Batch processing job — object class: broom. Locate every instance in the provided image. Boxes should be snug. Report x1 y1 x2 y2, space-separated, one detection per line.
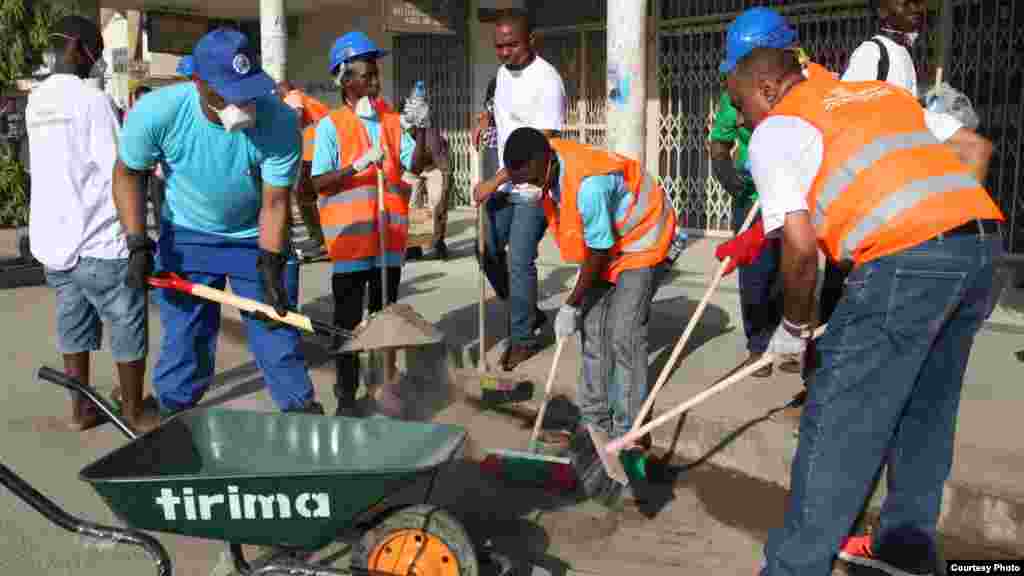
480 337 576 492
602 324 828 458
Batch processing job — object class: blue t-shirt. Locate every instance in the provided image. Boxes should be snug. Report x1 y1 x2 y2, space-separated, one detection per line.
119 83 300 239
311 110 417 273
551 154 633 251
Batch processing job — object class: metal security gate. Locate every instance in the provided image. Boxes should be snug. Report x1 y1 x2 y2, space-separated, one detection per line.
393 34 473 206
657 0 874 234
945 0 1023 254
536 27 608 147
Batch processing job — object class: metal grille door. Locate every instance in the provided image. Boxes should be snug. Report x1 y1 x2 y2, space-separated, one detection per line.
537 29 608 147
657 1 873 233
393 34 473 206
946 0 1023 254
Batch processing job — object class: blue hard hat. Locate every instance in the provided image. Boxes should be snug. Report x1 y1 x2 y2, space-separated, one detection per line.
328 31 389 75
720 8 798 74
176 55 194 77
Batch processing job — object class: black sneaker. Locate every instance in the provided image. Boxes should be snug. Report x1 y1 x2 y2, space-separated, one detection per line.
433 240 448 261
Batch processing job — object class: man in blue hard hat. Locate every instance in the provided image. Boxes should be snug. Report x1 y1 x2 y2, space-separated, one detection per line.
710 7 806 378
111 27 324 416
311 30 430 417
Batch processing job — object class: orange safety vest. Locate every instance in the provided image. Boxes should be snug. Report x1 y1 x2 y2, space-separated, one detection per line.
285 89 330 129
318 99 411 265
543 139 677 282
768 62 1004 267
302 124 316 163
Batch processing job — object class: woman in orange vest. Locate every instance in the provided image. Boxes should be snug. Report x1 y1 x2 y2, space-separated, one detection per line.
490 127 683 501
310 31 429 417
720 37 1003 575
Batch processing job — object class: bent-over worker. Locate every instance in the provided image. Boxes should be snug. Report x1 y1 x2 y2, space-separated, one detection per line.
113 28 324 416
721 39 1002 575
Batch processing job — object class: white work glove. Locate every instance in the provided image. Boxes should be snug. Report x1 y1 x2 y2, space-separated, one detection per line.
353 145 384 172
767 318 810 359
555 304 580 339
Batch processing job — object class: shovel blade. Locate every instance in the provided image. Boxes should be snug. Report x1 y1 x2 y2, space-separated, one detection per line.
338 303 444 352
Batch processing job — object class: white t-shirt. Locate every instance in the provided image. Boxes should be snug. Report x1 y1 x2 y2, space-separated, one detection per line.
26 74 127 271
842 35 918 97
750 109 966 237
494 55 566 202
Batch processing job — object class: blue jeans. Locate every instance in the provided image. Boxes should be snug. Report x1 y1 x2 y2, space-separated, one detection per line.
484 194 548 346
44 257 147 363
578 263 668 439
153 226 314 413
761 230 1003 575
733 197 782 354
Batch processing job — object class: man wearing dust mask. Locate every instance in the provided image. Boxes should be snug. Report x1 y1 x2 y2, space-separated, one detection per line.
112 28 325 416
311 31 430 417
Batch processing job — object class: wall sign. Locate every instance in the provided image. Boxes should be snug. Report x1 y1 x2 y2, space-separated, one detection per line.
383 0 456 35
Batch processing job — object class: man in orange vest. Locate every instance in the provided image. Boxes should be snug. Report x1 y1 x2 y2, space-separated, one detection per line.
277 80 331 256
720 36 1003 575
493 127 682 501
311 31 430 417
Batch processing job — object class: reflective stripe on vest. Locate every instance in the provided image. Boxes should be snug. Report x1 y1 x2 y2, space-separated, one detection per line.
321 103 411 263
766 63 1004 266
546 139 675 281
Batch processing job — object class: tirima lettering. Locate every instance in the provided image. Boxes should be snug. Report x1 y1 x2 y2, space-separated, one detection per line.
155 486 330 520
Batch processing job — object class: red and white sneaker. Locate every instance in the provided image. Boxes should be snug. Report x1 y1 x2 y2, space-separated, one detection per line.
838 535 934 576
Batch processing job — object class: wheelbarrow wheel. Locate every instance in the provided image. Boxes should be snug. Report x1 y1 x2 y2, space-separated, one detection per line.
352 504 479 576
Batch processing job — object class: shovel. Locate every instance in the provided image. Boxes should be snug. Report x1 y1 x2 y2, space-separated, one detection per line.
332 167 445 353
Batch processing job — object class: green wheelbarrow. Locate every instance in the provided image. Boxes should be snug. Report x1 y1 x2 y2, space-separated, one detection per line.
0 366 510 576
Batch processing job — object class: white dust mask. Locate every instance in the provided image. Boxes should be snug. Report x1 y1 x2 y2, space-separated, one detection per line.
354 95 376 119
211 103 255 132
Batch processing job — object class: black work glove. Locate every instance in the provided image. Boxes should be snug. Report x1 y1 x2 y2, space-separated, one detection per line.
255 249 290 329
125 234 155 290
712 157 748 199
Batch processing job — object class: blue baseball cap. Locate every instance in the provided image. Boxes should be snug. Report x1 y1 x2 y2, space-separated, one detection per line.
193 28 274 105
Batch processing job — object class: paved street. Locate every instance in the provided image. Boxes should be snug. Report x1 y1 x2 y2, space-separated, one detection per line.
0 215 1021 575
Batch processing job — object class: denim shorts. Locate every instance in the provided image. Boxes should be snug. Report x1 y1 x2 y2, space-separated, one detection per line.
45 257 147 363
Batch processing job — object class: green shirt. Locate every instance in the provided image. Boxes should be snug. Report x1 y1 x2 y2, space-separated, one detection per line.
709 90 757 200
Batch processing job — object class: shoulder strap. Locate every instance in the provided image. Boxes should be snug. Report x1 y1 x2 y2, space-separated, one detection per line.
870 37 890 81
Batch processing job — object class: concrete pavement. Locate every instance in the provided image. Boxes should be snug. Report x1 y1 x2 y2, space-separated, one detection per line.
0 209 1021 575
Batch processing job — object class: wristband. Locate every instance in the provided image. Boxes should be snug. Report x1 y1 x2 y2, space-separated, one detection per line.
782 317 811 338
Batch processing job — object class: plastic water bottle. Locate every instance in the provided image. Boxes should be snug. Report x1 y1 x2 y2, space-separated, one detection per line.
667 228 689 264
406 80 427 128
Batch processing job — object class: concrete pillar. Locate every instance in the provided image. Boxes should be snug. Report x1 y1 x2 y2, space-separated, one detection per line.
259 0 288 82
606 0 647 163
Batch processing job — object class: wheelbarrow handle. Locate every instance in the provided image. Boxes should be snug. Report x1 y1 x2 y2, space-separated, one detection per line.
148 272 353 341
36 366 138 440
0 461 172 575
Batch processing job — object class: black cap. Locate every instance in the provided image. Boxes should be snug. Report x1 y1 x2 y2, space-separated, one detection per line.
52 15 103 59
503 127 550 171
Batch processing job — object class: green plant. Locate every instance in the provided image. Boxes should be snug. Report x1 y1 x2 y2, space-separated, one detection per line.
0 145 28 226
0 0 70 88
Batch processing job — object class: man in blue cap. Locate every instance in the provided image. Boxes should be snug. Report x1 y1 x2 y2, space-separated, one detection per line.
710 7 806 379
311 30 430 416
111 27 324 416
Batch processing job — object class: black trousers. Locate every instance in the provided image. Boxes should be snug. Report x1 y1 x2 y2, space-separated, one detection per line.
332 267 402 406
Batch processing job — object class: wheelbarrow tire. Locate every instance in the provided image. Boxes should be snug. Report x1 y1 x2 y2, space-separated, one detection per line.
352 504 478 576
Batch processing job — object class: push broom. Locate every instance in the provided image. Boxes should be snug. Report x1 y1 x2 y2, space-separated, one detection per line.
480 335 576 492
602 324 828 459
614 200 763 483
